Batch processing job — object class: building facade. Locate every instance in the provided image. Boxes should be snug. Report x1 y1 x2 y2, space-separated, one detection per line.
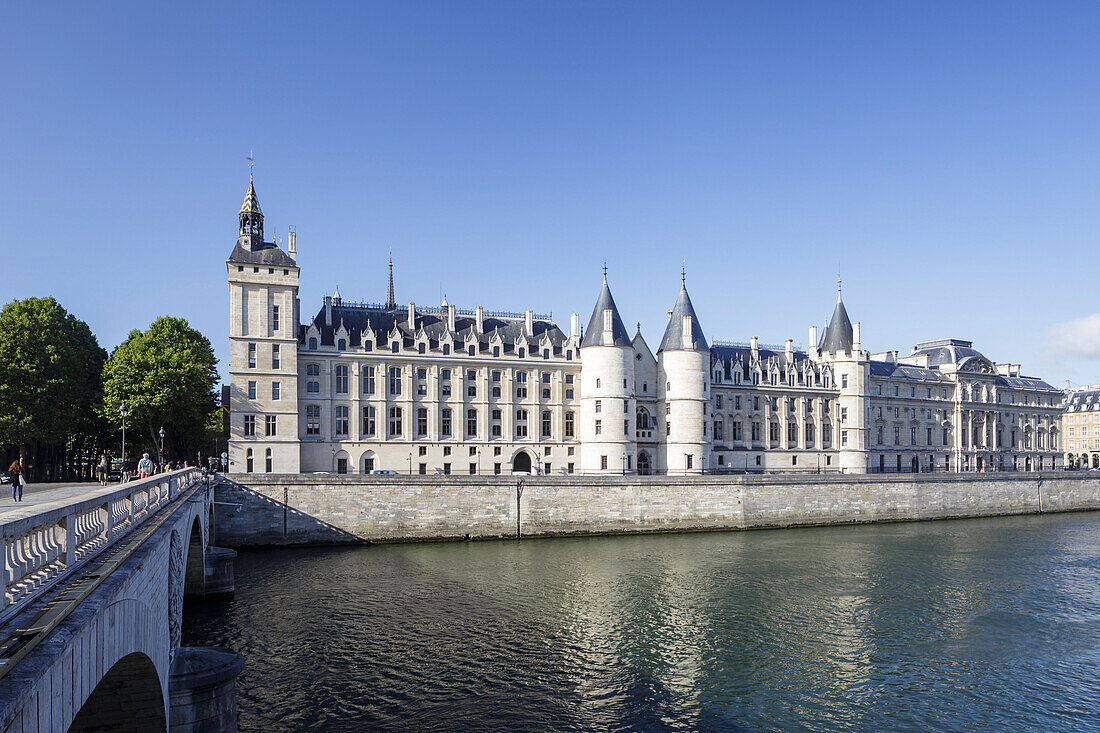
227 179 1063 475
1062 387 1100 469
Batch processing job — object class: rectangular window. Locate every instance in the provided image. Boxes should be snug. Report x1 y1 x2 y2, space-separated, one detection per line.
335 365 349 394
248 343 256 368
492 409 502 437
595 419 602 435
272 381 280 400
542 410 552 438
363 406 376 437
363 366 375 395
265 415 276 436
335 406 348 436
516 409 528 438
842 374 848 388
467 408 478 437
389 407 402 437
243 414 255 436
389 367 402 395
272 344 280 369
686 454 693 470
307 405 321 436
601 455 608 470
442 408 452 438
272 305 280 333
248 381 256 399
595 400 602 414
417 368 428 396
417 408 428 437
564 411 575 438
467 369 477 397
841 429 848 446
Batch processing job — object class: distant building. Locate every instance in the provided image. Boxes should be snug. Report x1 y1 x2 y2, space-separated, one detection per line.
226 176 1063 475
1061 386 1100 469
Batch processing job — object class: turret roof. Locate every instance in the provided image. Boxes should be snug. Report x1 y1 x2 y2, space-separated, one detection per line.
580 279 632 348
819 295 853 354
658 285 708 352
239 179 262 216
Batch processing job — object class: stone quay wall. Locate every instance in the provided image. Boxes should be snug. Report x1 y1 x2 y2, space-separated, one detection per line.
213 472 1100 547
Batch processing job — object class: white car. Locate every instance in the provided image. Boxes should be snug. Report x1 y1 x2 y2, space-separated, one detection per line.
370 469 400 475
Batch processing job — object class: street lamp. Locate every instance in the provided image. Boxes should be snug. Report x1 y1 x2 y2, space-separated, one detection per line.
119 401 129 476
159 426 166 468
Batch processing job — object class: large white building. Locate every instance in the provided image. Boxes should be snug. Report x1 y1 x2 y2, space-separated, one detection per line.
227 178 1064 475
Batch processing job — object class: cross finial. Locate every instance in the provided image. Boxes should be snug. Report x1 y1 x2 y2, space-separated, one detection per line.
602 261 608 282
681 260 686 286
247 148 254 182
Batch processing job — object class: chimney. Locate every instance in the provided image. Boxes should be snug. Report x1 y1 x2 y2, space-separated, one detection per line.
682 315 693 344
785 339 793 358
288 230 296 261
570 312 580 338
750 336 759 355
853 322 861 353
447 304 456 332
809 325 817 351
325 296 332 327
475 306 484 333
407 302 416 331
525 309 534 338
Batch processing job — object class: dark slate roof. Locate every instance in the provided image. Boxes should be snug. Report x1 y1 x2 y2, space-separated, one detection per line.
301 302 568 352
995 375 1057 391
711 344 809 371
240 180 262 215
1066 389 1100 411
659 286 709 352
819 297 853 354
580 280 632 348
909 339 986 368
227 242 298 267
869 361 953 383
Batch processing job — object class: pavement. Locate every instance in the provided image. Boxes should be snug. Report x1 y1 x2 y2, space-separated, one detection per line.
0 481 128 515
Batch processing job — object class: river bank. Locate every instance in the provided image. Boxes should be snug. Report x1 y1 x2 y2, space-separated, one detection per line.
213 472 1100 547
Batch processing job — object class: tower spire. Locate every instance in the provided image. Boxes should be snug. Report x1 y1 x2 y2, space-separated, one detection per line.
385 251 396 310
681 259 686 287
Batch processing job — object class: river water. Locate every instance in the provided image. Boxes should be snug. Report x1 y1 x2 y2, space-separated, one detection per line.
183 512 1100 732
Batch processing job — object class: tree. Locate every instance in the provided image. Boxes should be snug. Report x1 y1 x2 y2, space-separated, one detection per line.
0 297 106 473
102 317 219 462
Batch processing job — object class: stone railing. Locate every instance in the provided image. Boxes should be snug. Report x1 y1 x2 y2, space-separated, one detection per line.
0 469 200 623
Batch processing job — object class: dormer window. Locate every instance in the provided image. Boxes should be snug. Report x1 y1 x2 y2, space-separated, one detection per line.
543 349 549 359
309 337 318 350
443 344 450 355
518 348 525 358
468 345 476 356
364 341 373 352
418 343 426 354
493 346 500 357
391 342 399 353
338 339 347 351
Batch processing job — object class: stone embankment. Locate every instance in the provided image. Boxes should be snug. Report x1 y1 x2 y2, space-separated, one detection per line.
213 473 1100 546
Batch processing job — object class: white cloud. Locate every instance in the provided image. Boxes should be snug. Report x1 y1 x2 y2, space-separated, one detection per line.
1046 313 1100 358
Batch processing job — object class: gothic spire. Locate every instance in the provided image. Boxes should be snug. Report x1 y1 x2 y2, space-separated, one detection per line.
385 252 396 310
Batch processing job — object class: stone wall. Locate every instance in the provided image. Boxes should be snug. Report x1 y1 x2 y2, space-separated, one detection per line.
214 472 1100 547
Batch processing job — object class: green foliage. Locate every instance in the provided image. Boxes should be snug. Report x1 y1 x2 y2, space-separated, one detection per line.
0 297 106 451
102 316 219 457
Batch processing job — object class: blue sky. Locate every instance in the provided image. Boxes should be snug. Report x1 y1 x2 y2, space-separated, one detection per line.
3 2 1100 387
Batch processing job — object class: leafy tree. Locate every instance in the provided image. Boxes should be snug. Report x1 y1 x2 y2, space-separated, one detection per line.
0 297 106 470
102 316 219 462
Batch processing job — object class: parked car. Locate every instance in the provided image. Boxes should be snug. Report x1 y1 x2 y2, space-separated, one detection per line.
0 475 9 485
370 469 400 475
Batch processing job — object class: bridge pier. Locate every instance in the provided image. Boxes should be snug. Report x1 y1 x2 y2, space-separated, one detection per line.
202 547 237 597
168 647 244 733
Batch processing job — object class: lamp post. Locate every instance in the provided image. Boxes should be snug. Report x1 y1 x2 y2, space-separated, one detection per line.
408 453 413 475
119 401 129 478
159 426 166 469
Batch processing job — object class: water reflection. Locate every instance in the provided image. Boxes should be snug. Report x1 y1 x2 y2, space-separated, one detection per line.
184 513 1100 732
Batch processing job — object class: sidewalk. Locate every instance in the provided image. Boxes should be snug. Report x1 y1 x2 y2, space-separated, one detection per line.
0 481 121 515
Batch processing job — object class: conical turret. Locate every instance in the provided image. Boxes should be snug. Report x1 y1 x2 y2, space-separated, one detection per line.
819 281 853 354
658 284 708 352
581 275 631 347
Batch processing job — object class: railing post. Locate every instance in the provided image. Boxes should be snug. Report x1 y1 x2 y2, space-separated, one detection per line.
0 534 8 611
63 512 76 567
102 501 113 542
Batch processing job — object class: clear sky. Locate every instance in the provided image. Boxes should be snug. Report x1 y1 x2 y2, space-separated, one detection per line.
3 2 1100 387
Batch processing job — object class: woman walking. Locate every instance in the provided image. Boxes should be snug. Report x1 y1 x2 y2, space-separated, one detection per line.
97 454 110 486
8 459 23 502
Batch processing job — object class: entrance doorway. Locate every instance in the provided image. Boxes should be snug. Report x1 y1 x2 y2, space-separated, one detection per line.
512 451 532 474
911 456 920 473
637 451 651 475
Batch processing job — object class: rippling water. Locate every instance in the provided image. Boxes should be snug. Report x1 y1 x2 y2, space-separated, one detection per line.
183 513 1100 732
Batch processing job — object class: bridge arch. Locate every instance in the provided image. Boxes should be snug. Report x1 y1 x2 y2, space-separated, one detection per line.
69 651 166 732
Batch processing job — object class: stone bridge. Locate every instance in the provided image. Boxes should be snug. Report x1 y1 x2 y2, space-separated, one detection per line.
0 470 242 732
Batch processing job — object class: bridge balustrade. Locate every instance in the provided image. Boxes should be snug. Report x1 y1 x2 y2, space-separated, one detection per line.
0 469 200 624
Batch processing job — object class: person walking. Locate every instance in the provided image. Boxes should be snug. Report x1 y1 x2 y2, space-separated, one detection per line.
138 453 155 479
97 454 110 486
8 459 23 502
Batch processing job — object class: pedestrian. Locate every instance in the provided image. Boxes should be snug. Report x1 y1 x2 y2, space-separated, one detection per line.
97 453 110 486
138 452 155 479
8 459 23 502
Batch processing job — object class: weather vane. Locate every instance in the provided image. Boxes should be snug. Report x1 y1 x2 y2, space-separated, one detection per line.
681 259 686 286
247 148 254 181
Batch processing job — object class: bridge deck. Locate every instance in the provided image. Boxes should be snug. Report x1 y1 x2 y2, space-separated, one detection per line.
0 482 136 516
